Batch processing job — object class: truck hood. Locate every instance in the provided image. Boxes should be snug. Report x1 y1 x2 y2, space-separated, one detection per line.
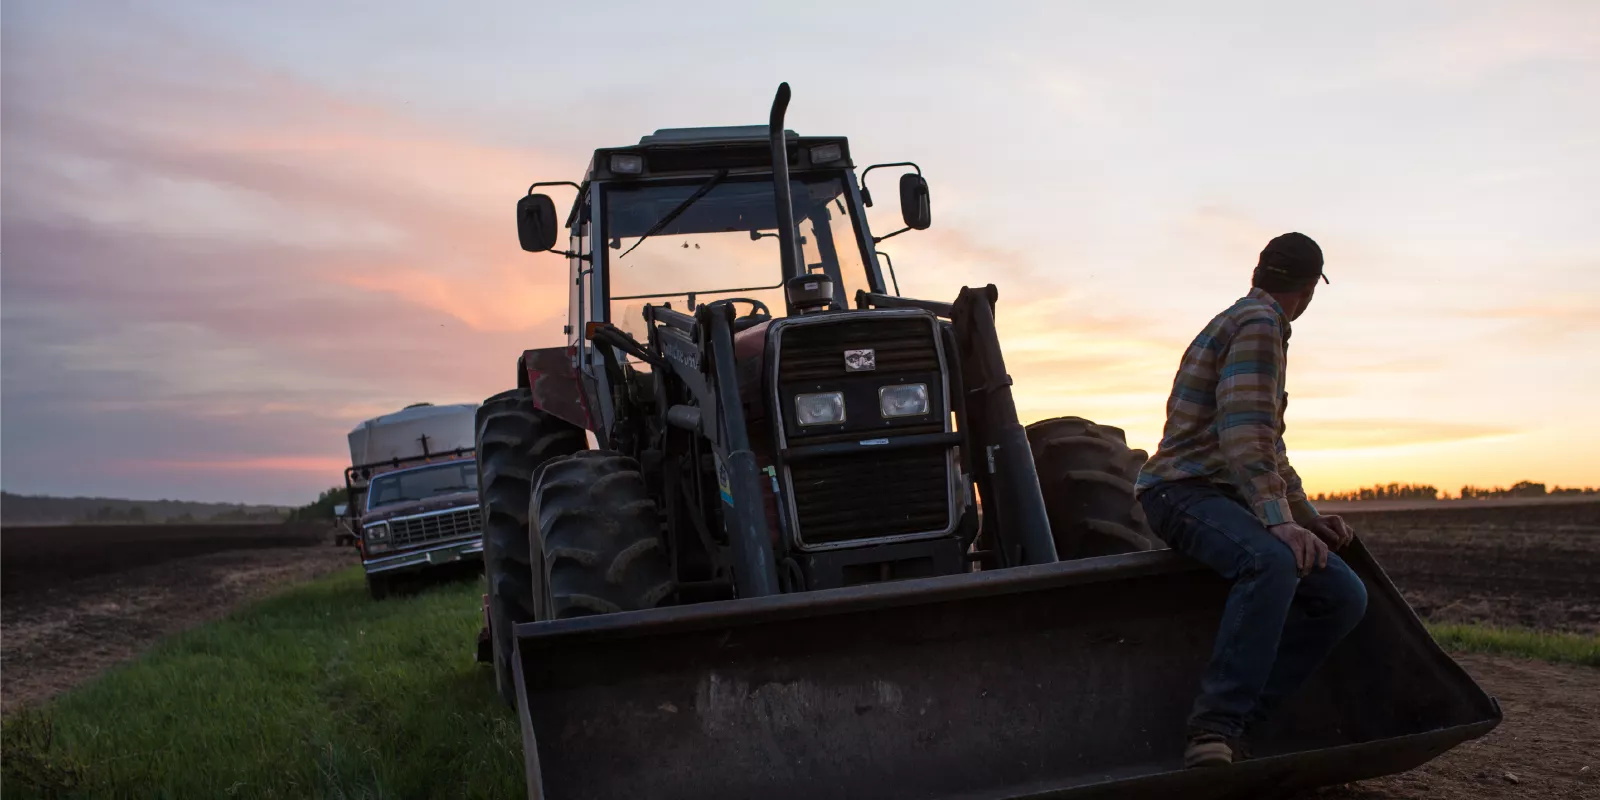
361 492 478 525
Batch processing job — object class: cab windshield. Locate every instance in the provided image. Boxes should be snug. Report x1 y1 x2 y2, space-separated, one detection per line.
366 461 478 511
602 175 871 341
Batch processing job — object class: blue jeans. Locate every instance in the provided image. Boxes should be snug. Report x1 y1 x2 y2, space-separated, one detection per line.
1140 479 1368 739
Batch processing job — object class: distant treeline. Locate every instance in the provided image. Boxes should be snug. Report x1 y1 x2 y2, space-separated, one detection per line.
1458 481 1597 499
0 492 290 526
1313 481 1598 503
1313 483 1441 502
287 486 349 522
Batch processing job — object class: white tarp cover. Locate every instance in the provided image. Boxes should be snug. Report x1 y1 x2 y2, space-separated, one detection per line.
347 403 477 468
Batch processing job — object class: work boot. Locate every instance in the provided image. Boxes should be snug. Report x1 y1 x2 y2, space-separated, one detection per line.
1184 728 1249 768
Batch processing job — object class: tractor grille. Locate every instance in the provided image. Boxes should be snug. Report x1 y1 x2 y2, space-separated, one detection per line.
390 507 481 548
777 317 941 382
789 447 952 546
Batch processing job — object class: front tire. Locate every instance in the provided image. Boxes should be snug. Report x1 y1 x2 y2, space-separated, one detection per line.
1026 416 1160 559
532 451 675 619
476 388 586 706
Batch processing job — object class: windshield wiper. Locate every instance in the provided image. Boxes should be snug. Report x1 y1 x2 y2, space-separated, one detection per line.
617 169 728 260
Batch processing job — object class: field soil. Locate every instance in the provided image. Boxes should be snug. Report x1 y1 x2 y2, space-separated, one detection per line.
1346 500 1599 634
1 523 354 712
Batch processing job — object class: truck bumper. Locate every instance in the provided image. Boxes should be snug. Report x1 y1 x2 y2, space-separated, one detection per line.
362 536 483 576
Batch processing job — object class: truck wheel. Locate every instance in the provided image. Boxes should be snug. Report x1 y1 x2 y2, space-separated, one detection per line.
366 572 391 600
1026 416 1160 559
477 388 587 706
532 451 675 620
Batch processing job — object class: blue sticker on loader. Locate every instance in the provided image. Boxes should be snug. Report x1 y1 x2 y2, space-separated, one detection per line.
716 456 733 506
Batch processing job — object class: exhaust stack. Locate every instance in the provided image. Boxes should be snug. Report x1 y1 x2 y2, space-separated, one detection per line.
769 83 804 288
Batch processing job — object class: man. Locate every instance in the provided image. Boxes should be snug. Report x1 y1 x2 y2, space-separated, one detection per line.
1136 232 1368 768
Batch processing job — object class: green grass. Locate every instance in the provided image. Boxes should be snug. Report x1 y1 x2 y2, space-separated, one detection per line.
1427 622 1600 667
2 567 522 800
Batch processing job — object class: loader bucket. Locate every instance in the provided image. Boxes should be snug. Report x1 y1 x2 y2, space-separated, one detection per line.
510 540 1501 800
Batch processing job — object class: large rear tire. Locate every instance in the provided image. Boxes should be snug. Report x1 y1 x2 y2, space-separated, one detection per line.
532 451 675 620
477 388 586 706
1026 416 1160 559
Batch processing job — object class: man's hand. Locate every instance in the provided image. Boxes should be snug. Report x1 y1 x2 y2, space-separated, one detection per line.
1268 522 1329 576
1305 515 1355 550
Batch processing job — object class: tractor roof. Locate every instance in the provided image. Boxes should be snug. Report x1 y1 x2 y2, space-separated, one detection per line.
579 128 851 186
638 126 798 146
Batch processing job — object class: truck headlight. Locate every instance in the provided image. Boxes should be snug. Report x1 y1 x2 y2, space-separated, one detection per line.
795 391 846 426
364 523 390 548
879 383 930 418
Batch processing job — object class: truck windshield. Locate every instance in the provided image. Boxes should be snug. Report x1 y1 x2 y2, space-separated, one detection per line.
366 461 478 511
603 174 871 341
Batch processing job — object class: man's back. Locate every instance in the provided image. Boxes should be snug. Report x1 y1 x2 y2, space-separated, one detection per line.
1137 287 1314 527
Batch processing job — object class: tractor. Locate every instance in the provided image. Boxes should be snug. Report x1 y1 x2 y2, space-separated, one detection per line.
473 84 1499 800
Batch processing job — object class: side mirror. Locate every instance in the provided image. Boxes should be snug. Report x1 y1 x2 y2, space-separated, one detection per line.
517 194 560 252
899 173 931 230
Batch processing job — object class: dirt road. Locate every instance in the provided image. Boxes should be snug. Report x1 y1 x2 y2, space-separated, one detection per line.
1308 654 1598 800
1 526 354 711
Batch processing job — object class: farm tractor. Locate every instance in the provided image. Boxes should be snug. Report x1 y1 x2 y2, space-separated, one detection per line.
474 84 1500 800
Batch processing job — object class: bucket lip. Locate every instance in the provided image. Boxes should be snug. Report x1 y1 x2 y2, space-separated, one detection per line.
513 549 1198 645
942 716 1503 800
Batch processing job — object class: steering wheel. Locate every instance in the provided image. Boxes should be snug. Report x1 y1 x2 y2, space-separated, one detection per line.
719 297 772 332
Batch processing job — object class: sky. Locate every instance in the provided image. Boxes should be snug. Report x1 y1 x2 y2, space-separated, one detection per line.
2 1 1597 505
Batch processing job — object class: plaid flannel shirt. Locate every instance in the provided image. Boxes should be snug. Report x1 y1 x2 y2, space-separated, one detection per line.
1136 288 1319 527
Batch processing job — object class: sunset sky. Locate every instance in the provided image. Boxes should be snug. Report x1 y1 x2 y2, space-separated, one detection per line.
3 1 1596 505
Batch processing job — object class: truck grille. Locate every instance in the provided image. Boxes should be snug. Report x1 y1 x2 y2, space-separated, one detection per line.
390 507 481 548
789 447 952 546
778 317 941 382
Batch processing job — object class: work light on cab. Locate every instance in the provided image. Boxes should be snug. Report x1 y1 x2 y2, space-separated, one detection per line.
609 154 644 174
809 143 843 164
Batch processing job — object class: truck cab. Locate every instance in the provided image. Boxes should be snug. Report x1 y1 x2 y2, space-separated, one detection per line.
344 403 483 599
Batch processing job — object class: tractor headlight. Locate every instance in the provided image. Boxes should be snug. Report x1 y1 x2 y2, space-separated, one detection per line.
364 522 390 548
879 383 930 418
795 391 846 426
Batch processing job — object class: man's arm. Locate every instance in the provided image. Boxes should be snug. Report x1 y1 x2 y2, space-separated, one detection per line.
1215 313 1296 526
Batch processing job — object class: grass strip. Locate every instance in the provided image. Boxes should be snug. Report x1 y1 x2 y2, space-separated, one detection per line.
3 567 521 799
1428 622 1600 668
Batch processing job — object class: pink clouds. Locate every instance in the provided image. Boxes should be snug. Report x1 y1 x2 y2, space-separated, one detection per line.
1 7 582 503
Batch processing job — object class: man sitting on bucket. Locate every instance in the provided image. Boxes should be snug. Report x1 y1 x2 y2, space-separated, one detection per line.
1136 232 1367 768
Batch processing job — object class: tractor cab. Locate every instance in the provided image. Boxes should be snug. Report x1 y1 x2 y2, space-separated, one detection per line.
519 126 927 341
